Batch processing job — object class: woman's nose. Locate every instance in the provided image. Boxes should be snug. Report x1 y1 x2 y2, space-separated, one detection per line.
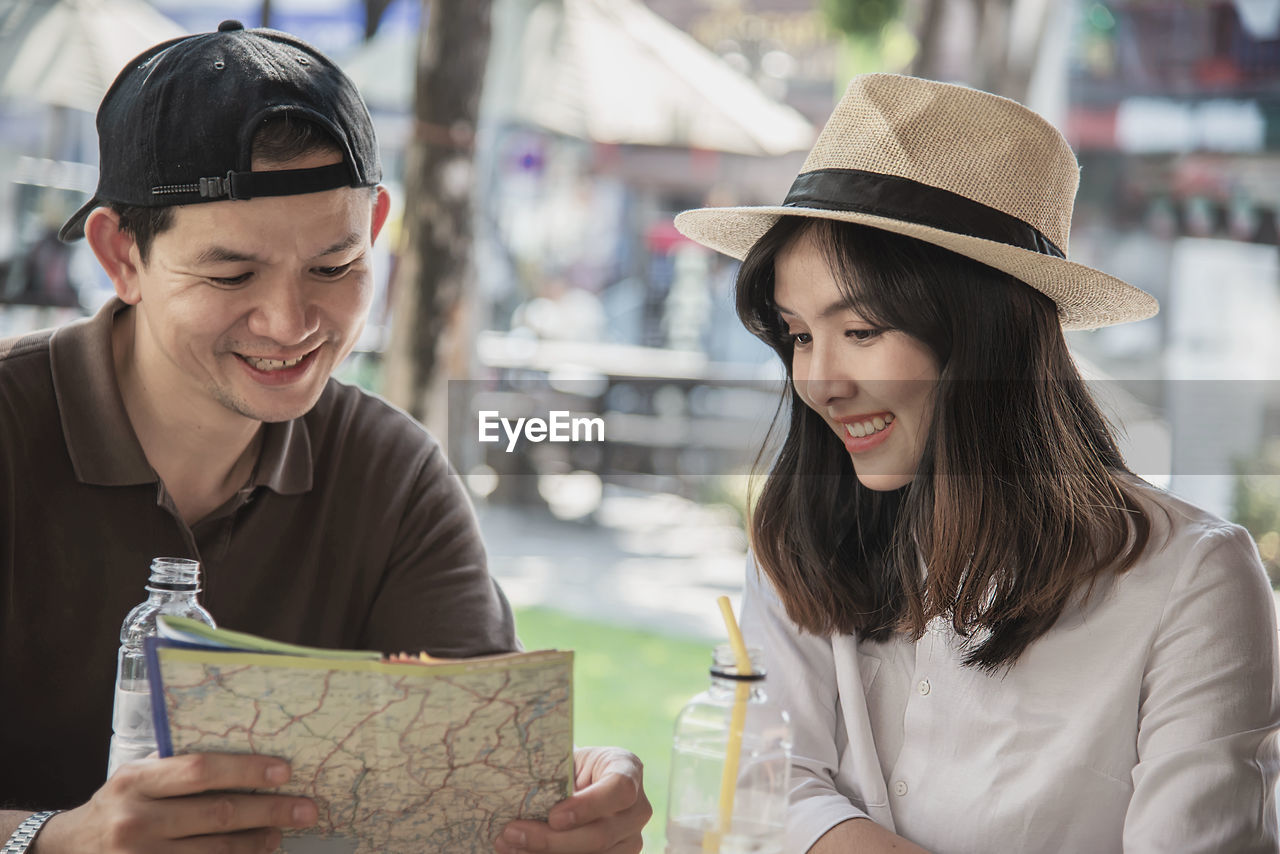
799 339 856 408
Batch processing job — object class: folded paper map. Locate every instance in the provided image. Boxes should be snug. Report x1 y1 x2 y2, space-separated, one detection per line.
146 617 573 854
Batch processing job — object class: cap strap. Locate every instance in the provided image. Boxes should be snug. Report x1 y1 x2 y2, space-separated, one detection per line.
783 168 1065 259
191 162 356 201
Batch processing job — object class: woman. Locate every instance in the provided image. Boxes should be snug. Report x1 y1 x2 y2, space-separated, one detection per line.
675 74 1279 853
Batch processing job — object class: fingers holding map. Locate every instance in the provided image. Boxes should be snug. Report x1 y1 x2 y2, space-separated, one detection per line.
147 617 573 854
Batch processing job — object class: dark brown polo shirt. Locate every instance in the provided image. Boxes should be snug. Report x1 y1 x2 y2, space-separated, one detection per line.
0 299 516 809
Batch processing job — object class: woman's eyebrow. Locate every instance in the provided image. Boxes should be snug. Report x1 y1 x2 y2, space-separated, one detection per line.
775 299 857 321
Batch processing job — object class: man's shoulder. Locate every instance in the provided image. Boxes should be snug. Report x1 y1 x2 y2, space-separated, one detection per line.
1 307 104 381
306 378 443 461
0 328 57 411
0 326 55 368
0 328 61 460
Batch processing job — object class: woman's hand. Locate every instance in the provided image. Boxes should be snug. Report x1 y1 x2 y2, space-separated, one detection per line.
494 746 652 854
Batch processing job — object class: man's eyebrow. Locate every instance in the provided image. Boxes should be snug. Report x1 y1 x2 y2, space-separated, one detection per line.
775 299 859 321
187 233 363 266
191 246 261 266
314 232 363 259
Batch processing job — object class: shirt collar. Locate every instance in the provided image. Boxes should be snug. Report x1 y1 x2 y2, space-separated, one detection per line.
50 297 313 494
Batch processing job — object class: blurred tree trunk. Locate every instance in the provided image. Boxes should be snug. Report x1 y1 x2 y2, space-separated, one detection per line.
383 0 492 433
972 0 1010 96
909 0 945 80
260 0 272 28
999 0 1054 103
905 0 1047 102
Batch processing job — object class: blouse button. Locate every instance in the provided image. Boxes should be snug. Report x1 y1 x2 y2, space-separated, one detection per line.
894 780 909 797
917 679 931 696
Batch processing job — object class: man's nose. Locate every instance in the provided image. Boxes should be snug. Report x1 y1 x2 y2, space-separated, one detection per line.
800 339 856 407
247 277 318 345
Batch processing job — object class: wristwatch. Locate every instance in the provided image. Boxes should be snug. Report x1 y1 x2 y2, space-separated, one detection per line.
2 811 60 853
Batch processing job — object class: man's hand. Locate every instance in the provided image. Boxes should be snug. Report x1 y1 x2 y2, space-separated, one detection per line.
33 753 317 853
495 746 651 854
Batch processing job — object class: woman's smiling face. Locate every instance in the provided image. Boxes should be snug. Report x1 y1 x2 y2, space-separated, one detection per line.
773 229 941 491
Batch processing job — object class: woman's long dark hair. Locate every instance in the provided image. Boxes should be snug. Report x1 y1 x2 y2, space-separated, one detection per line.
739 217 1154 670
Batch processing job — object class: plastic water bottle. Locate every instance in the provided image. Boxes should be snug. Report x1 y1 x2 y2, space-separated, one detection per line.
107 557 216 778
666 645 791 854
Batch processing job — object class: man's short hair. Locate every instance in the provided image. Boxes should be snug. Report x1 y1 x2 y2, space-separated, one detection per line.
111 116 345 264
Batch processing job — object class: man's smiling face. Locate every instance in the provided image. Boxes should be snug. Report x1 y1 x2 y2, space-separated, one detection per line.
119 150 389 426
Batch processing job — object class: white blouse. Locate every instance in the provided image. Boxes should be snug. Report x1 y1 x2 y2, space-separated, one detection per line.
740 480 1280 853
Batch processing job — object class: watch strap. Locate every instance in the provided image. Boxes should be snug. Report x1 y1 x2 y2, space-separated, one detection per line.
2 811 61 853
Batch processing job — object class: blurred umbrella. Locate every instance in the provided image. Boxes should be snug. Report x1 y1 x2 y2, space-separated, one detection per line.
0 0 185 114
336 23 415 111
342 0 814 156
519 0 814 155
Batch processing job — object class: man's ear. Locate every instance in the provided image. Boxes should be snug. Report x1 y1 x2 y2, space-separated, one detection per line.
84 207 144 305
370 186 392 245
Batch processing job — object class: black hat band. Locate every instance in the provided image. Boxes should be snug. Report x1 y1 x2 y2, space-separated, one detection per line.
150 162 356 204
782 168 1065 259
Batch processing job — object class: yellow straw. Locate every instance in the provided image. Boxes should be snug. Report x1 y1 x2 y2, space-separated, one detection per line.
703 596 753 853
717 596 753 675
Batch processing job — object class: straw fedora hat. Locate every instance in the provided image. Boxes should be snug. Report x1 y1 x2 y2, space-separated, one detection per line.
674 74 1158 331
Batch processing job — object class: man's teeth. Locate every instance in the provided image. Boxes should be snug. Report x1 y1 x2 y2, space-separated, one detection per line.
846 413 894 438
243 354 306 371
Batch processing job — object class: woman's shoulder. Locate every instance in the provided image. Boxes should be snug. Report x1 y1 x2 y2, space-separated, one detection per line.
1118 472 1245 538
1114 472 1267 593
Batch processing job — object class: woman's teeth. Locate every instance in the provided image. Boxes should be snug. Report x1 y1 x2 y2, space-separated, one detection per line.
243 354 306 371
846 413 894 438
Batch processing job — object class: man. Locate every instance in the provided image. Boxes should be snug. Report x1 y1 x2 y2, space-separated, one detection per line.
0 21 649 853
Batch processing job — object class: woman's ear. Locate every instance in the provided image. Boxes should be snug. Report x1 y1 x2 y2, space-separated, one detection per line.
84 208 144 305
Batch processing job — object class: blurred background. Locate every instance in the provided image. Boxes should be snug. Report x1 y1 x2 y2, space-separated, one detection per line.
4 0 1280 847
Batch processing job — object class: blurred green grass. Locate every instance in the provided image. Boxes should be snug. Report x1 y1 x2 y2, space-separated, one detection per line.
513 606 713 853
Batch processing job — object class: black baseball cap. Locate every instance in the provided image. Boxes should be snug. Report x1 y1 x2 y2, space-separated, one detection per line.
59 20 381 242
